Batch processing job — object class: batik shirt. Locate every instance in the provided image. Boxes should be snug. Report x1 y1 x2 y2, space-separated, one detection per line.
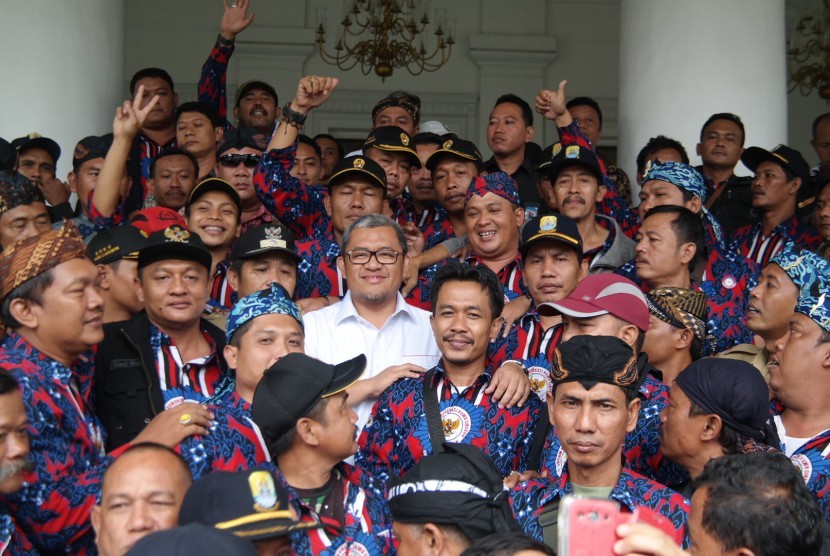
356 360 545 485
0 333 110 554
149 324 225 405
241 203 281 234
296 227 346 299
178 384 270 480
769 401 830 521
0 508 37 555
279 464 396 555
615 248 758 355
730 215 823 267
539 373 678 484
510 466 690 548
198 38 235 130
209 258 234 310
253 145 330 240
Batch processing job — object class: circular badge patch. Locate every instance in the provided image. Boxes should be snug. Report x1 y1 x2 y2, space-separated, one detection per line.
721 275 737 290
528 366 551 398
441 406 473 442
335 542 370 556
554 446 568 477
791 454 813 483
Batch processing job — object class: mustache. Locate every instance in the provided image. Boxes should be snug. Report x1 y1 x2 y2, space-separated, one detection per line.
442 334 473 344
0 458 33 483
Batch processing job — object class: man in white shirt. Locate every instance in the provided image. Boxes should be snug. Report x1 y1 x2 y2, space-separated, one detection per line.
303 214 440 429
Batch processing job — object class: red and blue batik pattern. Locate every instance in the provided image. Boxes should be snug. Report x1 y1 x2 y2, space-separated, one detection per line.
355 360 545 485
615 247 758 355
198 39 234 129
558 122 640 237
209 259 235 311
539 374 687 486
149 324 225 402
510 466 690 548
0 510 37 555
770 402 830 522
253 146 330 240
278 464 396 556
0 333 111 554
178 387 270 481
730 215 823 268
296 229 345 300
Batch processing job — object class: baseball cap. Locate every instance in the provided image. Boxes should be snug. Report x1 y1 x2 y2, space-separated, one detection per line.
217 128 266 156
230 223 300 264
126 523 257 556
0 138 16 172
537 273 649 332
87 225 149 265
544 143 603 184
252 353 366 441
741 144 810 184
425 135 484 172
137 225 212 272
327 156 387 192
186 178 242 213
179 469 318 541
129 206 188 235
520 213 583 257
235 80 278 107
363 126 421 168
11 133 61 164
72 135 113 172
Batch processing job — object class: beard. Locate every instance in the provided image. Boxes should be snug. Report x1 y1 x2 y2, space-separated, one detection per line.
0 458 33 484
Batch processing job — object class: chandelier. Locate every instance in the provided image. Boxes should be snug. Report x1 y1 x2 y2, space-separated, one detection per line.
315 0 454 81
787 0 830 99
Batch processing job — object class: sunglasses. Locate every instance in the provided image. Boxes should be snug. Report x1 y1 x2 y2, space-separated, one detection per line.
218 154 261 168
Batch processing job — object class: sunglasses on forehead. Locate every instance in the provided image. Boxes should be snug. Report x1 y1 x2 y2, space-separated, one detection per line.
218 154 261 168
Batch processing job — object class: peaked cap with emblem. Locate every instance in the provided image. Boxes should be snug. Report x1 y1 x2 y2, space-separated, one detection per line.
230 223 300 263
137 225 212 272
87 225 149 265
363 125 420 167
520 212 583 257
425 134 484 172
327 155 387 192
544 143 603 183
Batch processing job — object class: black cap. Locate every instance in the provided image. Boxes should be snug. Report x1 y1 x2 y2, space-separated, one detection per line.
179 469 319 541
741 144 811 184
186 178 242 213
0 138 15 172
12 133 61 164
535 143 557 172
217 128 267 156
72 135 113 171
328 156 387 192
545 143 603 183
0 171 44 215
137 225 212 271
230 223 300 263
87 225 149 265
520 213 583 257
126 524 257 556
363 126 421 168
235 80 278 107
252 353 366 441
425 135 484 172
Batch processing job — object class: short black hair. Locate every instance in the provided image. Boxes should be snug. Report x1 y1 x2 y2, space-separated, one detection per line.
494 94 533 127
412 132 443 149
459 532 555 556
130 67 175 95
268 397 328 459
635 135 690 176
297 134 322 161
699 113 745 146
642 205 707 270
313 133 345 160
429 262 505 321
0 370 19 397
566 96 603 129
150 147 199 180
175 102 223 129
693 452 823 556
812 113 830 139
688 400 739 454
0 269 55 330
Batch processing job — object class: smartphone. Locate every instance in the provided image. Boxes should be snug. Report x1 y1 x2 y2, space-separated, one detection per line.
558 496 620 556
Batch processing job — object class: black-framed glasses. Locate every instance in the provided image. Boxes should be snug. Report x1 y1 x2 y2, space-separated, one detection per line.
218 154 261 168
345 249 401 265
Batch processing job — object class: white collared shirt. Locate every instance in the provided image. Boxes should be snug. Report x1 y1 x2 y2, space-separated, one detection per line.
303 291 441 430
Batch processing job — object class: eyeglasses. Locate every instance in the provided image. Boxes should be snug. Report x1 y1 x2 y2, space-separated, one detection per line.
218 154 261 168
344 249 401 265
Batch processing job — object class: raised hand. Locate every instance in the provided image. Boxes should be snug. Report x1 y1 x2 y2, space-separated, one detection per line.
220 0 255 41
535 79 569 121
117 85 160 139
292 76 340 114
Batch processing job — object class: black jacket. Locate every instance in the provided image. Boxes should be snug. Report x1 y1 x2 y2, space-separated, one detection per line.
95 311 228 451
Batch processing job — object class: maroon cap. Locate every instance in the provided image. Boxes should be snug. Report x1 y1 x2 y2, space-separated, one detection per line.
537 274 649 332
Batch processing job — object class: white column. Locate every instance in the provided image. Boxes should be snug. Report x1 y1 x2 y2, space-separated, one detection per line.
617 0 787 199
0 0 126 180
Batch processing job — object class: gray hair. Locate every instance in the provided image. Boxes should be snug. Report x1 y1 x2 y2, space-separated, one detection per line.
340 214 408 256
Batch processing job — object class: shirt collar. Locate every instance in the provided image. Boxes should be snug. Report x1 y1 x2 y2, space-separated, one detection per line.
334 291 417 326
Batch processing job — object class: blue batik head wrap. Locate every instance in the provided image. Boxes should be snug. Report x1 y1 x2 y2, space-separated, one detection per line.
791 252 830 334
770 246 829 295
226 282 302 343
